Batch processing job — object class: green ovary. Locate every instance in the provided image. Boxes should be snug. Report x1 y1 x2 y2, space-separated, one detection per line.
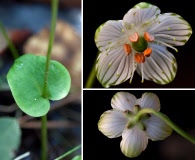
132 37 148 52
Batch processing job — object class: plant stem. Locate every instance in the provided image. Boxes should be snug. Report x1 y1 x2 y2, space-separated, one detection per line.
41 115 48 160
0 21 19 59
42 0 59 98
14 152 30 160
54 144 81 160
85 52 99 88
135 108 195 144
41 0 59 160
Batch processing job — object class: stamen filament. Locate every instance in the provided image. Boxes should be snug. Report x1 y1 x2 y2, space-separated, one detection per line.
129 57 136 83
141 63 144 83
154 34 176 41
154 39 178 52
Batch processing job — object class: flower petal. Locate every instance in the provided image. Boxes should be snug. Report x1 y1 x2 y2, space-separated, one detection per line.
149 13 192 46
143 115 172 141
96 47 135 88
123 2 160 32
98 110 128 138
111 92 137 112
136 43 177 84
95 20 127 52
137 92 160 111
120 126 148 158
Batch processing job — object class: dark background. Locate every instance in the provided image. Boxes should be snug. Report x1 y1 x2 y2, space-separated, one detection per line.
83 90 195 160
83 0 195 88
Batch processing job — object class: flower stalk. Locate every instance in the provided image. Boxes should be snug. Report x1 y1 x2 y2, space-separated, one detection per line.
41 0 59 160
42 0 59 98
85 53 99 88
54 144 81 160
135 108 195 144
41 115 48 160
0 21 20 59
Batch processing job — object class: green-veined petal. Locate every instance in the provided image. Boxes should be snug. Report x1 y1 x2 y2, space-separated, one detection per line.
98 110 128 138
136 44 177 84
96 47 133 88
123 3 160 32
149 13 192 46
95 20 127 52
111 92 137 112
136 92 160 111
143 115 172 141
120 126 148 158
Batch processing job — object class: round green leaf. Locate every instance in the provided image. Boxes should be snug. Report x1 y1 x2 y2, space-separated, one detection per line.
7 54 71 117
0 117 21 160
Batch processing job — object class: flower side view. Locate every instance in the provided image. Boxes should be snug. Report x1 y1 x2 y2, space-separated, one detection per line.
95 2 192 88
98 92 172 158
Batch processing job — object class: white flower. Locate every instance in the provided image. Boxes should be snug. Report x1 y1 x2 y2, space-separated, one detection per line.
98 92 172 158
95 2 192 88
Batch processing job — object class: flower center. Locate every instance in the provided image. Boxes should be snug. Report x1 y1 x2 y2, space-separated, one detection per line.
124 105 140 128
132 37 148 52
129 32 148 52
126 32 154 63
124 105 150 130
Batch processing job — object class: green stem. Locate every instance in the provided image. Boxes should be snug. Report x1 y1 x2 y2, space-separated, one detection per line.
85 52 99 88
41 115 47 160
14 152 30 160
0 21 19 59
54 144 81 160
41 0 59 160
135 108 195 144
42 0 59 98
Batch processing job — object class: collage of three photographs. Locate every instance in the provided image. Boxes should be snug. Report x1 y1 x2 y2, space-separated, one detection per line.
0 0 195 159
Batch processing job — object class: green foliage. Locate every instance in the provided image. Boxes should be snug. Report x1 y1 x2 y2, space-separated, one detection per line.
72 155 82 160
7 54 71 117
0 117 21 160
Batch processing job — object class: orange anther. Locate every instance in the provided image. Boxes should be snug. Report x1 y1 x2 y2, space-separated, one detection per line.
129 32 139 42
134 53 145 63
143 48 152 57
123 44 132 55
144 32 154 42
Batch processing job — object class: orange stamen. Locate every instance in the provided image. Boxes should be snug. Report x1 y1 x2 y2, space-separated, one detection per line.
134 53 145 63
123 44 132 55
143 48 152 57
129 32 139 42
144 32 154 42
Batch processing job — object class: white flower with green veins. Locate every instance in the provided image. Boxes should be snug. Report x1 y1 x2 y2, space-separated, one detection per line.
98 92 172 158
95 2 192 88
